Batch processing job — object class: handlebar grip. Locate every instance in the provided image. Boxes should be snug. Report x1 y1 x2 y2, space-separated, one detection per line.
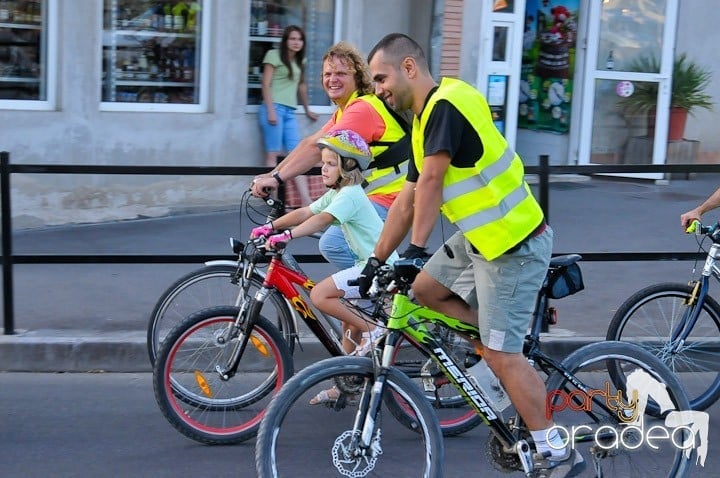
685 220 700 234
347 279 359 286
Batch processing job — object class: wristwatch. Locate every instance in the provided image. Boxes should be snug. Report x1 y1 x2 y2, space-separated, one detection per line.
271 171 284 185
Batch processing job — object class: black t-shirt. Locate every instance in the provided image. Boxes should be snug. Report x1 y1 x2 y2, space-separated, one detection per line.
406 93 484 182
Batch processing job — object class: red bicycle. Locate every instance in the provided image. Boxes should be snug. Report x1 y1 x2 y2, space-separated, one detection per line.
153 192 480 445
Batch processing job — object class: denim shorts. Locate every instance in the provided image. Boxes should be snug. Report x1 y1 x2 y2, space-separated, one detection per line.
423 227 553 353
258 103 300 152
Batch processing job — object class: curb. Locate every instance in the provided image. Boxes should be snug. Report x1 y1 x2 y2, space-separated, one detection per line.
0 329 599 373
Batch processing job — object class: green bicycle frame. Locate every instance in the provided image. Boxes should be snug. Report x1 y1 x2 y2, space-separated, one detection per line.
380 292 519 446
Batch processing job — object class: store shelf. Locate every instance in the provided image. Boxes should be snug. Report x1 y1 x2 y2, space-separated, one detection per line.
111 29 196 39
0 76 40 83
115 80 192 87
249 35 281 43
0 22 42 30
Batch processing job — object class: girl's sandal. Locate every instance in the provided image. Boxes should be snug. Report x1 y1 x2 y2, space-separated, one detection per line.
309 386 341 405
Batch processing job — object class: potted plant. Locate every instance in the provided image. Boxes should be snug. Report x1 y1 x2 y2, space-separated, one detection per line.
618 53 713 141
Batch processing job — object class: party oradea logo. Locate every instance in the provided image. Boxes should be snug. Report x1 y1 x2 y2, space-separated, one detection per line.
546 368 709 467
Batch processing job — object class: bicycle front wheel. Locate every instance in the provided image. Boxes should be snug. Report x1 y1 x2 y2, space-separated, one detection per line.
545 341 694 478
153 306 294 445
255 356 444 477
147 263 295 365
607 282 720 410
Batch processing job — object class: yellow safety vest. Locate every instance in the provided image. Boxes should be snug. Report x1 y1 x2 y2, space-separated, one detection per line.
333 93 409 196
412 77 543 260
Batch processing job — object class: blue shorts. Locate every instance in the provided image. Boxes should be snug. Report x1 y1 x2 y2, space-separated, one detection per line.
422 227 553 353
258 103 300 153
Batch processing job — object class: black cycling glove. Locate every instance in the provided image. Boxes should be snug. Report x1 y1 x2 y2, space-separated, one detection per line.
358 256 384 298
401 243 431 261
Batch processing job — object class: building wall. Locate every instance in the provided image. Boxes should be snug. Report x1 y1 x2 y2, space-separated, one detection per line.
676 5 720 162
1 0 431 228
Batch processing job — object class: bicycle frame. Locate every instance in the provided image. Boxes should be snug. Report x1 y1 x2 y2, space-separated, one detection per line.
253 250 346 356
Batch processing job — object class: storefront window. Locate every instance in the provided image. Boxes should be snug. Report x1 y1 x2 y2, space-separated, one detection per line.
0 0 53 107
247 0 336 107
101 0 208 111
597 0 665 72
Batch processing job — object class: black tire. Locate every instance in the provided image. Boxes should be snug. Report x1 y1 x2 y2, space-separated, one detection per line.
255 356 444 477
384 330 482 436
153 306 294 445
607 282 720 411
147 264 295 365
545 341 694 478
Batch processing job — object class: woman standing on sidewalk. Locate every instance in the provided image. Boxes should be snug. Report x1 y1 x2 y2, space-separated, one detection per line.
259 25 319 207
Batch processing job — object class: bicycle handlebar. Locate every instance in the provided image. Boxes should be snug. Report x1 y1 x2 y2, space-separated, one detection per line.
686 220 720 242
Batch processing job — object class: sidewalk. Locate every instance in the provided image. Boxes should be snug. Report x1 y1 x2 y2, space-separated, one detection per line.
1 173 718 372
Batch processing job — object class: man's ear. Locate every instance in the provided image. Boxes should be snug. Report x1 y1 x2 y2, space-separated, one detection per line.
402 57 417 78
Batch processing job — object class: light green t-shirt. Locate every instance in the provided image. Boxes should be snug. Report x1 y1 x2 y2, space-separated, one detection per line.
309 185 399 267
262 49 303 108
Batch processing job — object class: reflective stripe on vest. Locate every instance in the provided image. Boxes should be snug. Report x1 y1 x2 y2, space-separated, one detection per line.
413 78 543 260
363 160 408 194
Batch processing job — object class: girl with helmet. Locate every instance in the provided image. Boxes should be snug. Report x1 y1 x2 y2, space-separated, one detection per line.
251 129 398 404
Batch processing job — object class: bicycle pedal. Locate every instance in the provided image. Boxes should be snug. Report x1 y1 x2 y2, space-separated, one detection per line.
422 377 437 392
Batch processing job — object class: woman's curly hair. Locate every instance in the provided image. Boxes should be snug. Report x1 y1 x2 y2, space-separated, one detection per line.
322 42 373 96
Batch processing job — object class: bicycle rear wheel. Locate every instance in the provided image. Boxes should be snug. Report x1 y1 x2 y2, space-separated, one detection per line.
153 306 293 445
255 356 444 477
147 264 295 365
384 329 482 436
607 282 720 410
545 341 694 478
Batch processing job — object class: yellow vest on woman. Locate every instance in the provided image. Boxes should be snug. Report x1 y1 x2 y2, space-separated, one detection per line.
412 78 543 260
333 92 409 196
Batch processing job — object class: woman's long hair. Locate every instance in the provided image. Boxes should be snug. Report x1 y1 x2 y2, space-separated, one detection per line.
279 25 305 80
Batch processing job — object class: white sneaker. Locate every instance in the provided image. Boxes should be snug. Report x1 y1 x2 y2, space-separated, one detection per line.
533 449 585 478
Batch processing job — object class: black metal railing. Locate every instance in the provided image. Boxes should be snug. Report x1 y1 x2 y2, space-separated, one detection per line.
1 150 719 334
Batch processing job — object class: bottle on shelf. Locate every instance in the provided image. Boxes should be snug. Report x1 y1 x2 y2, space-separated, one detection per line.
13 2 26 23
186 1 200 32
172 1 188 32
163 2 173 31
0 1 11 22
252 0 267 36
606 50 615 70
182 48 194 82
32 0 42 24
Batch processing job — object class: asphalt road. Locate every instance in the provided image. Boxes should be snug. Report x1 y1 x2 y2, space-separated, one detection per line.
2 372 718 478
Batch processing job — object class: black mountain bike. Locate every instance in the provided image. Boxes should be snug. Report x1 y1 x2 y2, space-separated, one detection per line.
256 257 694 477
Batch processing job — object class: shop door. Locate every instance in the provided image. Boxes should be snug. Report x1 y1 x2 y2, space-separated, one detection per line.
476 0 527 148
575 0 678 179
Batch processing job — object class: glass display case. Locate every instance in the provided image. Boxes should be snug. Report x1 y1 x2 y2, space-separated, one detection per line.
247 0 336 107
0 0 46 101
101 0 206 110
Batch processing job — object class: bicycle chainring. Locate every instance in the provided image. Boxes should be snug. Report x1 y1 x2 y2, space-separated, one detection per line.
331 429 382 477
485 433 523 473
334 375 365 396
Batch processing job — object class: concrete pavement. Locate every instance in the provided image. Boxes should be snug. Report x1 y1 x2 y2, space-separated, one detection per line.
2 172 719 372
